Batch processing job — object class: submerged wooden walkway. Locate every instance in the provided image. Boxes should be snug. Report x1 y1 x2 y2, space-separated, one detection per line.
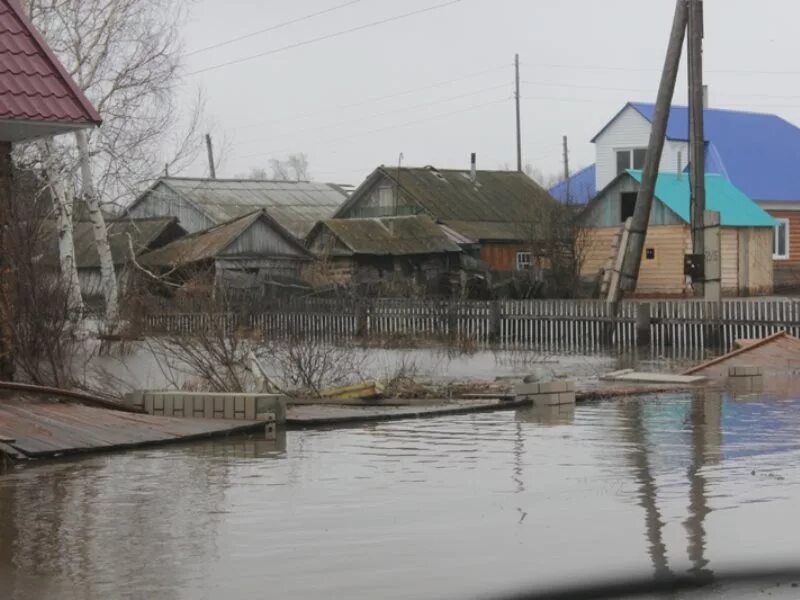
0 392 264 460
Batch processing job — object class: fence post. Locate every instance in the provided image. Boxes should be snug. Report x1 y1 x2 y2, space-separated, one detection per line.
636 303 651 347
489 300 501 344
355 300 369 338
447 301 458 342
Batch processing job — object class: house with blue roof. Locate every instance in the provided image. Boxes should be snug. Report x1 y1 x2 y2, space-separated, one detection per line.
553 101 800 289
579 170 774 296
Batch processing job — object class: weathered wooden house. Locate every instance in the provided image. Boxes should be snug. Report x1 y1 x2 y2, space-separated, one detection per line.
138 210 312 293
44 217 185 301
333 163 558 273
126 177 349 241
304 215 474 293
580 170 775 296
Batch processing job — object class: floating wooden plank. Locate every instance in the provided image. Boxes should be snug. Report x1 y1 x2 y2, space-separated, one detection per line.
320 381 385 401
601 372 706 385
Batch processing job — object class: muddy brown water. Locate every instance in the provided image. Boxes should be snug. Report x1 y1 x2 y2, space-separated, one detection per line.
2 390 800 599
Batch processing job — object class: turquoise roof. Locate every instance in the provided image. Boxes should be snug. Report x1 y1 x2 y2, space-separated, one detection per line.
627 170 776 228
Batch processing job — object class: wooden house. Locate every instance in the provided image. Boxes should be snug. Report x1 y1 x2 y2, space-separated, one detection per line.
580 170 775 297
42 217 185 302
304 215 473 294
554 101 800 290
138 210 312 294
126 177 349 241
333 163 558 273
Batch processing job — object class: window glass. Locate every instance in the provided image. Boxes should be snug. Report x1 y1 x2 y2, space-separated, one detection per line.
516 252 532 271
633 148 647 170
775 219 789 259
616 150 631 175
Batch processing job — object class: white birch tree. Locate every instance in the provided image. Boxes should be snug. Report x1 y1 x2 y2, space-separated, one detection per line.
24 0 205 326
38 142 83 313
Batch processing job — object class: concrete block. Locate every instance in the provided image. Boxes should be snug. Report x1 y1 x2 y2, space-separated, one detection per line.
532 393 561 407
255 395 287 424
515 380 575 397
558 392 576 405
729 366 763 378
514 382 543 397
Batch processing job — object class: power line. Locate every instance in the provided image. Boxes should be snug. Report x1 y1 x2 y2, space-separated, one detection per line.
230 63 510 132
235 96 510 161
520 60 800 78
185 0 363 57
235 82 511 146
186 0 465 76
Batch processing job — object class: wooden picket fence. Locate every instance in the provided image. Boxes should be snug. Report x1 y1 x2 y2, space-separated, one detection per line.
141 297 800 355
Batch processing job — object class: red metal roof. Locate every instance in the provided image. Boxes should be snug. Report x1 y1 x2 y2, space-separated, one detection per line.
0 0 100 127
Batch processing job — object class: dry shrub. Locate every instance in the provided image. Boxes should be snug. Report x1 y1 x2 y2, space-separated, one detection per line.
6 169 87 388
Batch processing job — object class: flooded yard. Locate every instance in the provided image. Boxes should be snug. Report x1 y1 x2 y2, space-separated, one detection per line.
2 390 800 599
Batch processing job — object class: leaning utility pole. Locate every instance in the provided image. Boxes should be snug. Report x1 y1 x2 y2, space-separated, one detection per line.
205 134 217 179
515 53 522 172
687 0 706 297
616 0 688 299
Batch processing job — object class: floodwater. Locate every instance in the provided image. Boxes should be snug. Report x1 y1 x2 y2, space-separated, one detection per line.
87 341 693 393
2 391 800 599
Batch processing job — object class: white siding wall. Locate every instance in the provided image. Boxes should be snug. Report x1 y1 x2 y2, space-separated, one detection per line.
595 106 689 191
128 183 215 234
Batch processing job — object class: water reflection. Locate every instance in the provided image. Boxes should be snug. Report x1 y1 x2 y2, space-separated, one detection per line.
684 391 721 579
0 435 286 600
620 399 672 580
516 404 576 427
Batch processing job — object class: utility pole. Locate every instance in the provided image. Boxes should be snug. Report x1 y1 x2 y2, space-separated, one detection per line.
688 0 706 297
562 135 570 181
616 0 688 299
515 53 522 172
205 134 217 179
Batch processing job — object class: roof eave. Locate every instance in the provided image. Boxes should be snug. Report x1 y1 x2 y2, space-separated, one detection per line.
6 0 102 127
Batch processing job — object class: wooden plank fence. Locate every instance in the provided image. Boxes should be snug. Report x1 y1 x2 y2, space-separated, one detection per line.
141 297 800 355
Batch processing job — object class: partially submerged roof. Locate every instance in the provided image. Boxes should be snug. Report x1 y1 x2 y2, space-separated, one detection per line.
594 102 800 202
140 210 309 268
549 164 596 205
310 215 465 257
0 0 101 140
685 331 800 377
336 166 558 241
626 170 775 228
133 177 349 239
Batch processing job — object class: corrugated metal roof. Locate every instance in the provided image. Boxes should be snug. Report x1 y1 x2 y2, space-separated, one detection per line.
139 210 309 268
597 102 800 203
627 170 775 228
313 215 464 256
438 220 540 242
0 0 101 127
157 178 348 239
549 164 597 205
42 217 181 268
388 167 556 222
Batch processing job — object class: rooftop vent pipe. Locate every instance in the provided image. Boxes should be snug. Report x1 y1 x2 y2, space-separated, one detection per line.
470 153 477 183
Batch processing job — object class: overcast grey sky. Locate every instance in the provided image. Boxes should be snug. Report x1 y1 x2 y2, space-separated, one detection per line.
179 0 800 185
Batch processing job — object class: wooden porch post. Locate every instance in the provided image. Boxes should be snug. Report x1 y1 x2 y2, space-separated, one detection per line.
0 142 15 380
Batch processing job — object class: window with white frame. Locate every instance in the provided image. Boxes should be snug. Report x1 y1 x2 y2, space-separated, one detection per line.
516 251 532 271
616 148 648 175
774 218 790 260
